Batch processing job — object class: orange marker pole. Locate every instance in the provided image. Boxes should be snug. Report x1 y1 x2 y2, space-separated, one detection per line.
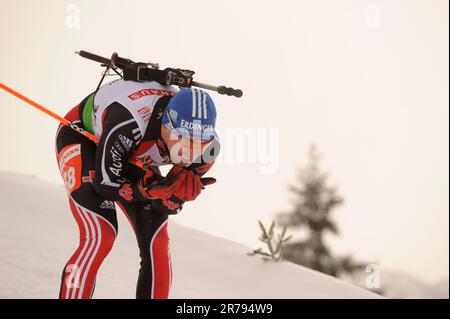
0 82 144 168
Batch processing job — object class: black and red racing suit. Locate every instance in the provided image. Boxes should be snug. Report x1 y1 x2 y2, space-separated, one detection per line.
55 90 218 299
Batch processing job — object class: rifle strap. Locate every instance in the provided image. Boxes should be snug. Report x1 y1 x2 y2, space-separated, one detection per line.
123 63 170 84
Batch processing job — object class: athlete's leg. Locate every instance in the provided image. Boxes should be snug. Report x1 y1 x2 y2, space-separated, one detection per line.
116 200 173 299
55 107 118 299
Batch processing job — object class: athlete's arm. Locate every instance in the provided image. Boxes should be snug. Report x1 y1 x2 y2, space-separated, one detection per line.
91 103 148 202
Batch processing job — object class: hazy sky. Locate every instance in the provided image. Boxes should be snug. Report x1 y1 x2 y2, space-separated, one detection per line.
0 0 448 284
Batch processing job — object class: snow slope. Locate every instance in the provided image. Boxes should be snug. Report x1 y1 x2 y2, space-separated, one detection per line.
0 172 380 299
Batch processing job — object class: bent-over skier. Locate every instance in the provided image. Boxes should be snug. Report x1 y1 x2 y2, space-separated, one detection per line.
55 78 219 299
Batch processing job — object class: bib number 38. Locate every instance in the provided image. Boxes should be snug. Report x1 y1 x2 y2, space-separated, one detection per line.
57 144 82 194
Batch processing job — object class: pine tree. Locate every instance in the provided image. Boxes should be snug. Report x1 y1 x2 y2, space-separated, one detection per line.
276 144 364 277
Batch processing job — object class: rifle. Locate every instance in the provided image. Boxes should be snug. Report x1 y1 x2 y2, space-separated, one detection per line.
75 50 243 98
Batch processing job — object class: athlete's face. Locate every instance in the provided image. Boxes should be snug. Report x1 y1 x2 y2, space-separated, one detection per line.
161 125 212 166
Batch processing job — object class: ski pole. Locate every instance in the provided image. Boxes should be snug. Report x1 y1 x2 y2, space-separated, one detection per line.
0 82 145 168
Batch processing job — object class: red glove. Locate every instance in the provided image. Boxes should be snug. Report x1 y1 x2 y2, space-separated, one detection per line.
167 165 217 201
162 195 184 212
137 166 186 200
179 170 204 201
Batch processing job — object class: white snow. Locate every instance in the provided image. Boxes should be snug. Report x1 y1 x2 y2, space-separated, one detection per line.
0 171 381 299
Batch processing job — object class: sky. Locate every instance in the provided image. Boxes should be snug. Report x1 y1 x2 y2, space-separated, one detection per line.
0 0 448 285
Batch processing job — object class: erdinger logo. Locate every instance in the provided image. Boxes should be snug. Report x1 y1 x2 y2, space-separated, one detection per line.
180 119 213 132
119 183 133 201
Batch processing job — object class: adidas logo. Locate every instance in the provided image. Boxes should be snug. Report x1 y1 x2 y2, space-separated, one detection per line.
100 200 115 210
118 134 133 152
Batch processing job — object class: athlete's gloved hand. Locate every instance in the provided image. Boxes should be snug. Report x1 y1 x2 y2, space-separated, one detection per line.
166 165 217 201
199 176 217 186
151 195 185 215
162 195 184 212
137 165 187 200
187 163 217 188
